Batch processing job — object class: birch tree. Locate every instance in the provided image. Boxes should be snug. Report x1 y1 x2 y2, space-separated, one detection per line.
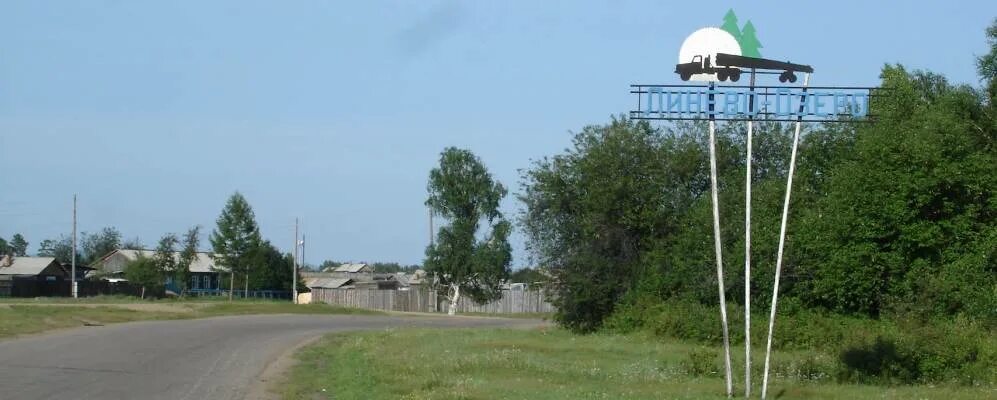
424 147 512 315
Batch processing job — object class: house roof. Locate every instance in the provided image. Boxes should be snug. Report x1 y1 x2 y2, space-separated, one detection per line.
306 277 353 289
332 263 370 273
0 257 59 276
95 249 221 273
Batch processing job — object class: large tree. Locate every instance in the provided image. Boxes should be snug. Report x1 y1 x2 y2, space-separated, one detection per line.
210 192 262 300
10 234 28 257
154 233 179 293
424 147 512 315
81 227 121 265
124 254 162 299
176 226 201 297
37 235 79 265
0 237 8 256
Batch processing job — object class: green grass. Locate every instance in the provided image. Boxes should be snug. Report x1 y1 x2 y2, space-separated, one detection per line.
0 302 381 339
279 328 996 400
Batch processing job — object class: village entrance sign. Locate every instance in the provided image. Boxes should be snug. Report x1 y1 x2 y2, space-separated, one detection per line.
628 10 878 399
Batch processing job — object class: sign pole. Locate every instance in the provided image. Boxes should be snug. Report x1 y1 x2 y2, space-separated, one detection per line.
708 82 734 398
761 72 811 399
744 68 756 398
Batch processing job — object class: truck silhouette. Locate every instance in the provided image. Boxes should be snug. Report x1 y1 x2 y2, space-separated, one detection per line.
674 53 814 83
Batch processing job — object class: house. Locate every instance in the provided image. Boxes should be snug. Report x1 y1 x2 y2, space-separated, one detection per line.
0 256 68 281
90 249 224 291
322 262 374 276
304 277 354 290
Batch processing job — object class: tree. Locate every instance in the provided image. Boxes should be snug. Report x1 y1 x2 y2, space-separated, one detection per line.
720 9 742 43
81 227 121 265
739 20 763 58
37 235 79 265
248 241 302 291
209 192 262 300
10 234 28 257
520 117 718 332
509 267 545 285
176 226 201 297
122 237 144 250
0 237 8 256
424 148 512 315
124 254 162 299
154 233 179 293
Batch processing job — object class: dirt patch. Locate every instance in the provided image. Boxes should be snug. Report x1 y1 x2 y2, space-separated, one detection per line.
245 335 323 400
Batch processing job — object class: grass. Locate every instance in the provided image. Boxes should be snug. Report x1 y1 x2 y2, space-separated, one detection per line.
279 328 997 400
0 301 381 339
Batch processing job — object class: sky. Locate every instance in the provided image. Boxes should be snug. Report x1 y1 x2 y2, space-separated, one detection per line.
1 1 994 267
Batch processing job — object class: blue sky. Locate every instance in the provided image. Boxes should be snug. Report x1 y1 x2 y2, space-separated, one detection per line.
1 1 993 266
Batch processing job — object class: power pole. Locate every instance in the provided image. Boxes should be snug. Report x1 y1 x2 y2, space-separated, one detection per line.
292 218 299 304
429 208 434 247
71 194 77 298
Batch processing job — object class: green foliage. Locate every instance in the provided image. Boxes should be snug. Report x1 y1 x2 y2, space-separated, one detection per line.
509 267 545 284
176 226 200 296
209 192 262 290
80 227 121 265
793 66 997 316
683 347 720 377
248 241 300 291
36 235 79 264
977 18 997 81
0 237 8 256
9 234 28 257
123 254 163 294
605 298 995 385
424 147 512 305
154 233 178 277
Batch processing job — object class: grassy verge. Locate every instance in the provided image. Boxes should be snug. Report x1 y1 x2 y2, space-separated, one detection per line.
279 328 996 400
0 302 381 339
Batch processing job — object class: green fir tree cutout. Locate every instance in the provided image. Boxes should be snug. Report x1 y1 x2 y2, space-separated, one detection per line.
739 20 763 58
721 9 742 42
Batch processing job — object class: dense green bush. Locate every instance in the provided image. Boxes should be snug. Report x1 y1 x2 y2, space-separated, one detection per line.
605 298 996 385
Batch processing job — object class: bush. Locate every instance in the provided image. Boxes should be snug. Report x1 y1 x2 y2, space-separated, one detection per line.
604 298 997 385
682 347 719 377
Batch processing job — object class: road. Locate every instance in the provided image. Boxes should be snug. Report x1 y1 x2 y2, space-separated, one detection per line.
0 314 542 400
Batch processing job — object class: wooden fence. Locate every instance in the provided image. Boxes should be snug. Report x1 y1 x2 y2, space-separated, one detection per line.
311 288 555 314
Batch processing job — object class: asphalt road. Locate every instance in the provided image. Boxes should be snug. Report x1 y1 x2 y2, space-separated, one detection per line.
0 314 542 400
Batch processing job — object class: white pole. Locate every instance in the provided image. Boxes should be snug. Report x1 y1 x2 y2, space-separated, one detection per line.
744 69 756 398
71 194 77 298
761 73 811 399
292 217 299 304
708 117 733 398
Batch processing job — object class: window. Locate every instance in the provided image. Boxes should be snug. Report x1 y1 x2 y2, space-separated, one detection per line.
192 275 201 290
203 275 211 289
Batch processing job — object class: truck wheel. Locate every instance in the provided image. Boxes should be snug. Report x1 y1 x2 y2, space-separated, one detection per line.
717 71 728 81
788 74 798 83
680 72 692 81
729 71 741 82
778 74 788 83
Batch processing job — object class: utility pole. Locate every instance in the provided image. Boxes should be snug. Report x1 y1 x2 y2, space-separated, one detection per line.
292 218 299 304
71 194 77 298
429 208 434 247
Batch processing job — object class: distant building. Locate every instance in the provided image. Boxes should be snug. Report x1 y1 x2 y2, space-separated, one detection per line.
90 249 224 291
0 256 68 281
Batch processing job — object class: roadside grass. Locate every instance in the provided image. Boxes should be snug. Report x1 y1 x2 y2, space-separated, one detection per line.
279 328 996 400
0 302 381 339
458 312 553 320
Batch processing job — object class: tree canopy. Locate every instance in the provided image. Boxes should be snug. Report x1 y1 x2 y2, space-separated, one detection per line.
424 147 512 315
210 192 263 296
